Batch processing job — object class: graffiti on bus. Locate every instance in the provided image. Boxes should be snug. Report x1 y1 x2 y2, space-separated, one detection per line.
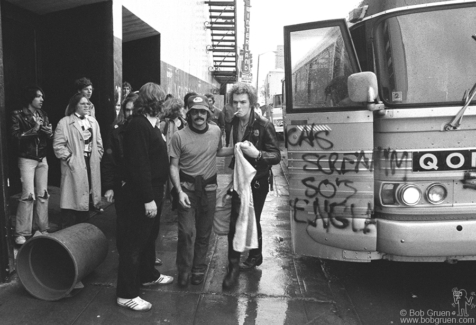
288 126 410 238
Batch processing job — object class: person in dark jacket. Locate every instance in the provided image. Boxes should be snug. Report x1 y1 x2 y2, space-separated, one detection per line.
222 82 281 289
102 92 138 205
116 83 173 312
204 93 225 135
11 85 53 245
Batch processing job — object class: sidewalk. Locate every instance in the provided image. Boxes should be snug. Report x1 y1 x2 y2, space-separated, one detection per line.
0 157 360 325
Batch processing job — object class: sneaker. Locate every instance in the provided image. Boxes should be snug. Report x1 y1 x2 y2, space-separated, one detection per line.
142 274 174 286
154 257 162 266
15 236 26 245
40 230 48 235
117 296 152 311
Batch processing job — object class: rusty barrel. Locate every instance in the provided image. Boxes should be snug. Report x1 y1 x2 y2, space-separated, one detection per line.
16 223 108 301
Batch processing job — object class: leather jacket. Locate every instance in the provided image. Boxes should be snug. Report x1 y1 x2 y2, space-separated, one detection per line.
11 107 53 161
231 108 281 180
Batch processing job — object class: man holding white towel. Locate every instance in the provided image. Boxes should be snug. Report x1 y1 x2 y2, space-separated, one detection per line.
222 83 281 290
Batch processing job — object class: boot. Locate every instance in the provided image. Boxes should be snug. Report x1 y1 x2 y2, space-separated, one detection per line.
222 259 240 290
239 254 263 271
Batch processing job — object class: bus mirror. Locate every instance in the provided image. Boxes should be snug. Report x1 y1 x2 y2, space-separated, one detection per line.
348 72 378 102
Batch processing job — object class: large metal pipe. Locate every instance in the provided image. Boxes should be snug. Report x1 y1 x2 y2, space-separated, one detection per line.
16 223 108 301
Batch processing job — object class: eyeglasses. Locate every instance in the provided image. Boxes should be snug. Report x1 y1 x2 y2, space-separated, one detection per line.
83 87 94 92
190 109 207 115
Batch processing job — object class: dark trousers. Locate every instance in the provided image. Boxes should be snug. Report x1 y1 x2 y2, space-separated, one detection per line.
60 209 89 229
227 177 269 261
176 189 216 274
116 184 164 298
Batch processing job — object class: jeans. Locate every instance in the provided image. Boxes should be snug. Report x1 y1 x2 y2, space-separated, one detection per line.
116 183 164 299
15 157 49 237
176 189 216 275
228 177 269 261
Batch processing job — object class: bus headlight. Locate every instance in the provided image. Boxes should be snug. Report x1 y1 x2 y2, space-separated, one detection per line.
426 183 447 204
398 185 421 206
381 183 397 205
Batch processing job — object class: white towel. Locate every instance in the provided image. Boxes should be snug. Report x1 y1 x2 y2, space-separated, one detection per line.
233 143 258 252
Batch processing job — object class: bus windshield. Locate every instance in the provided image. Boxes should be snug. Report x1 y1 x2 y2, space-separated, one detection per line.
375 6 476 106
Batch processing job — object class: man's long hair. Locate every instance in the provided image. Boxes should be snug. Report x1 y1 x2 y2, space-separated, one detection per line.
113 93 138 126
134 82 166 117
65 93 86 116
163 98 184 120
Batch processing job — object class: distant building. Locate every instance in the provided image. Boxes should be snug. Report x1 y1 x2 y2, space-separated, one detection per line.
275 45 284 70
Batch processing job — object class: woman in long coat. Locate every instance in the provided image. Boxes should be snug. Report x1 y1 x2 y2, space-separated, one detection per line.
53 93 103 228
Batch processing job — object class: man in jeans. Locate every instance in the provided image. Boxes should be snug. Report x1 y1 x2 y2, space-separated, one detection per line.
11 85 53 245
169 94 233 287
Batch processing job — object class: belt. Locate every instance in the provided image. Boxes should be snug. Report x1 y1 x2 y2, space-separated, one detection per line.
179 171 217 213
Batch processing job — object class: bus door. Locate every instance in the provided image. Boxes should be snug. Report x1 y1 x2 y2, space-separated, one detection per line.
284 19 379 261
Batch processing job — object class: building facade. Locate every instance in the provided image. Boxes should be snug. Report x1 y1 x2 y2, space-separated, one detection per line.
0 0 238 282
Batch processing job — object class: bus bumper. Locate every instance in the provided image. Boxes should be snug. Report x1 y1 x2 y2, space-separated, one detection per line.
377 219 476 257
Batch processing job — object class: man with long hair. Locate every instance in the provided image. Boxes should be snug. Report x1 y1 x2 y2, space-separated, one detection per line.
116 83 173 312
11 85 53 245
170 94 233 287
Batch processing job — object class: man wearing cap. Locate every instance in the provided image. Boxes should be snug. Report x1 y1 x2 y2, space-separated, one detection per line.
169 94 233 287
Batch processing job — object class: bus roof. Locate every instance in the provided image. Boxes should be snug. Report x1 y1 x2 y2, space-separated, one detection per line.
350 0 476 23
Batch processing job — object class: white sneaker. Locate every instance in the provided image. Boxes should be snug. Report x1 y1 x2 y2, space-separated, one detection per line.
142 274 174 286
117 296 152 311
15 236 26 245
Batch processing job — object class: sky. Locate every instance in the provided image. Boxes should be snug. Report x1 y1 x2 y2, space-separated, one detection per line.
249 0 362 85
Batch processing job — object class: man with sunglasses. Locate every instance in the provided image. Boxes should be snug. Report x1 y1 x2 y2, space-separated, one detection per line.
169 94 233 287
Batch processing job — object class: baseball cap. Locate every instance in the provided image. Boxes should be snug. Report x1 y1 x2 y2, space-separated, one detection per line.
187 95 211 113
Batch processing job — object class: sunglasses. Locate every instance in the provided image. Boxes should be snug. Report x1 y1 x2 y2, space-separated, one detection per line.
190 109 207 115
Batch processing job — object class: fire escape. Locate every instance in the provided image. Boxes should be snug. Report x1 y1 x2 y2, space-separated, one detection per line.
205 0 238 85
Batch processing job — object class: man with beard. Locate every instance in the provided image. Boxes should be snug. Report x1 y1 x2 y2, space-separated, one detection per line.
169 94 233 287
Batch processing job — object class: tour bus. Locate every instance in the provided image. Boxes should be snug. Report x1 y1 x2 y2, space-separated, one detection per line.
284 0 476 262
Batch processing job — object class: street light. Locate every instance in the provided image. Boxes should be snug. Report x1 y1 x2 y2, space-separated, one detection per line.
255 51 276 100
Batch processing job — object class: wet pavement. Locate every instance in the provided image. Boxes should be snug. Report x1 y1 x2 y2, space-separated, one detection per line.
0 157 360 325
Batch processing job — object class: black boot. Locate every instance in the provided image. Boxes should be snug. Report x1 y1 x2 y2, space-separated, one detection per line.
239 254 263 271
222 259 240 290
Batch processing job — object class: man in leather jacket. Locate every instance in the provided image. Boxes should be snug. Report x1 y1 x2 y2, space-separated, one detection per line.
11 85 53 245
222 82 281 289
